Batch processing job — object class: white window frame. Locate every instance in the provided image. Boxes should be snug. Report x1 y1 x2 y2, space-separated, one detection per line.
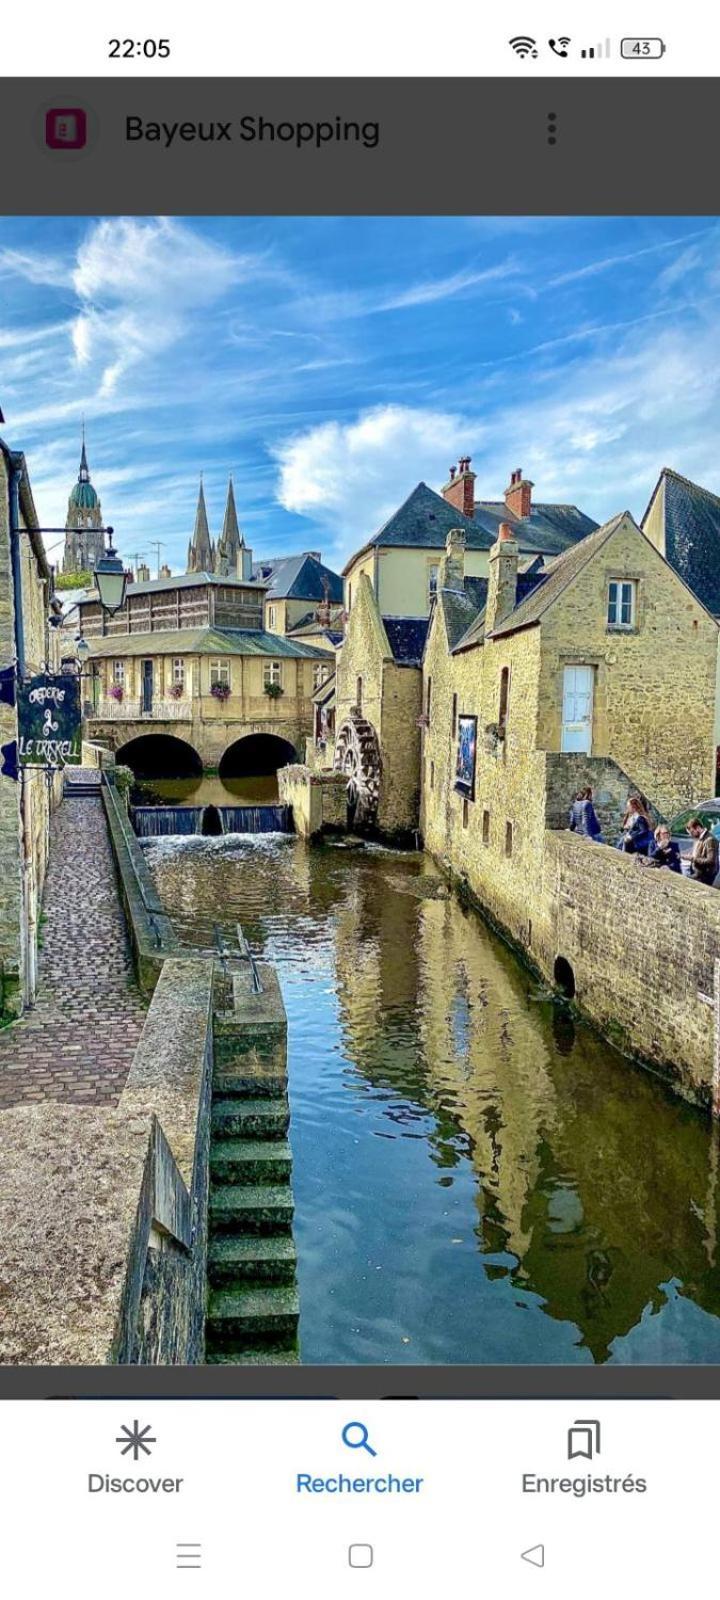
172 657 185 686
263 659 282 688
210 659 231 688
267 604 276 630
607 579 636 629
428 563 440 602
313 662 329 692
112 660 125 685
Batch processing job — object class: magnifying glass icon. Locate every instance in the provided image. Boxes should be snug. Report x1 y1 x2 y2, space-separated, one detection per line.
342 1421 377 1457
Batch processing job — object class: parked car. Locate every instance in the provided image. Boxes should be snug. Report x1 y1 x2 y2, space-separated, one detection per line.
668 800 720 863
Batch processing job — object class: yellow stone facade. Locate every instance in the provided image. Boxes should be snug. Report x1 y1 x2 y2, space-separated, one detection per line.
335 574 422 837
0 445 60 1017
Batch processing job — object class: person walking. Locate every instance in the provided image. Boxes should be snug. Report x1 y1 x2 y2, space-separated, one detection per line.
645 824 682 873
568 785 602 842
618 795 653 855
687 817 720 885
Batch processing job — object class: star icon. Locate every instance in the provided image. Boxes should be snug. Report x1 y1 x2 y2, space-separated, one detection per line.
116 1421 157 1461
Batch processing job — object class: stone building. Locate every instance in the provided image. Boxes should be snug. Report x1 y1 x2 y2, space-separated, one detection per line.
332 572 429 838
642 466 720 766
62 432 106 575
79 556 330 777
0 438 60 1017
255 551 344 640
342 460 597 621
419 514 720 1100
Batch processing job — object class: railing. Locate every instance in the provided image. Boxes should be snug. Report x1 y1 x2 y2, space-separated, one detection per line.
92 698 193 721
213 922 264 993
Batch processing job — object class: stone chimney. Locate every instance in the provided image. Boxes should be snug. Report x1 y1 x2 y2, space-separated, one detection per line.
485 523 518 634
438 528 466 592
442 456 476 519
504 467 534 521
159 563 172 578
137 562 150 584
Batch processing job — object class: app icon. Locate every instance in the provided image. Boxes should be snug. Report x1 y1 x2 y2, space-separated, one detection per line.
45 108 87 149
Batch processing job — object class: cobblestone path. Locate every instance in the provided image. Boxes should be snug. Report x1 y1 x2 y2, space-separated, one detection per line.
0 786 147 1107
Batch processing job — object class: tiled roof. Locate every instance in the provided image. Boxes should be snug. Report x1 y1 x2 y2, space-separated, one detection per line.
344 481 598 571
260 552 343 602
439 576 488 650
382 616 430 665
642 467 720 617
87 627 330 660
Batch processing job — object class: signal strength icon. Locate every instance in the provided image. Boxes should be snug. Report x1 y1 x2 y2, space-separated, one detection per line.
509 36 539 59
581 38 611 58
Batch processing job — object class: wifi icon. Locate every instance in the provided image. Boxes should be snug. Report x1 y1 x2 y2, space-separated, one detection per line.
509 35 538 58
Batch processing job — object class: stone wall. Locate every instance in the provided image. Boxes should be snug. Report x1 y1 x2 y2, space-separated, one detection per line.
539 833 720 1105
0 958 215 1364
336 575 423 838
278 763 347 837
102 778 179 992
0 446 59 1018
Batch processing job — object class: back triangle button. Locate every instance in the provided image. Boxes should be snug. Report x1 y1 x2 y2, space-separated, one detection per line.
521 1544 545 1568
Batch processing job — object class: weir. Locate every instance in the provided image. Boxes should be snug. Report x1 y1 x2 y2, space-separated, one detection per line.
132 804 294 838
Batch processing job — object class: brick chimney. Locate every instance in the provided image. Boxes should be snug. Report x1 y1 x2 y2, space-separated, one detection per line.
485 522 518 634
438 528 466 592
442 455 476 519
504 467 534 521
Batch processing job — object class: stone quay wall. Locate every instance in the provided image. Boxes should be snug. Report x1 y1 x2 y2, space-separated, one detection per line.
536 832 720 1107
102 776 179 993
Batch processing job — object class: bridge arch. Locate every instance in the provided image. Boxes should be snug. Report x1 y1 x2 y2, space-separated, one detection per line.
116 732 203 779
219 733 297 779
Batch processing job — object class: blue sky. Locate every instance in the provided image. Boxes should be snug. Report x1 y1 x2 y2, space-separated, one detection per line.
1 214 719 575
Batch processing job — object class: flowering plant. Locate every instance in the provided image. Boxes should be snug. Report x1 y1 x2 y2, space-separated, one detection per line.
168 681 185 699
210 680 231 701
264 681 284 699
108 683 124 702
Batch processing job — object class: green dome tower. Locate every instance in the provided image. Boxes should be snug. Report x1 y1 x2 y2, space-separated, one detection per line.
62 429 105 574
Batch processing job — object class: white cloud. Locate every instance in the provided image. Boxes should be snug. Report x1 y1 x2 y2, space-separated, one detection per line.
379 260 519 311
273 307 720 557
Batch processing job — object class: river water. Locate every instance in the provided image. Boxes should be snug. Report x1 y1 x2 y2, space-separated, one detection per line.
144 832 720 1365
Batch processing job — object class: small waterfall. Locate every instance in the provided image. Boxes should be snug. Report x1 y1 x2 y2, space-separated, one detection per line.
220 805 293 834
200 804 225 837
132 805 203 837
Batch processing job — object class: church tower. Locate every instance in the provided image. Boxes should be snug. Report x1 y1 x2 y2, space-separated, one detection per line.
186 477 214 572
216 476 253 578
62 430 105 574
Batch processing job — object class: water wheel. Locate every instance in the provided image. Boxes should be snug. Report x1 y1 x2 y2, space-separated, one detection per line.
333 709 381 825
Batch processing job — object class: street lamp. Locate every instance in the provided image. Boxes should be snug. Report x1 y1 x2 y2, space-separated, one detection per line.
93 526 127 616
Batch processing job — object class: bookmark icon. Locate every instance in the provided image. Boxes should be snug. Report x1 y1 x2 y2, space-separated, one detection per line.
567 1419 601 1460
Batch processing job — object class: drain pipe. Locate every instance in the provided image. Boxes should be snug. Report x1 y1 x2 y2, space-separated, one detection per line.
7 451 34 1003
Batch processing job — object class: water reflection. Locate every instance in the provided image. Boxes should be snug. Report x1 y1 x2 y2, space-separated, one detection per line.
133 773 280 807
144 835 720 1365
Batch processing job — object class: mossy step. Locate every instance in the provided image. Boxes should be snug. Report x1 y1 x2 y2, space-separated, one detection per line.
211 1138 292 1185
213 1072 288 1100
206 1347 300 1365
209 1183 294 1233
207 1284 300 1340
211 1097 289 1139
208 1233 297 1286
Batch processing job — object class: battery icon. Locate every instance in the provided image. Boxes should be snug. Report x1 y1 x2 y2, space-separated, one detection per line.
621 37 666 58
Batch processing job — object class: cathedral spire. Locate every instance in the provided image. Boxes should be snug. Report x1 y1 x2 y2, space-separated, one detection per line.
79 419 89 481
187 476 213 573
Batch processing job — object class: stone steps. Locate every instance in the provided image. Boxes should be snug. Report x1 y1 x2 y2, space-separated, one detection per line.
208 1234 297 1286
211 1097 289 1140
213 1071 288 1100
210 1138 293 1185
206 1347 300 1365
207 1284 300 1343
209 1182 295 1234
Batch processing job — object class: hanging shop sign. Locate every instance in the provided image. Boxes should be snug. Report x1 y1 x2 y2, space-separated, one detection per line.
16 672 82 768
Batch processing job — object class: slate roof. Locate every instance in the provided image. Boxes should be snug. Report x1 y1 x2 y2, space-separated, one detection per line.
258 552 343 603
87 627 330 660
438 577 488 650
641 467 720 617
451 564 550 652
455 513 630 649
343 481 598 571
382 616 430 666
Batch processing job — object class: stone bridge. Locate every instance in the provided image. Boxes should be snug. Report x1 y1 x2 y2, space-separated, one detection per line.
85 702 312 777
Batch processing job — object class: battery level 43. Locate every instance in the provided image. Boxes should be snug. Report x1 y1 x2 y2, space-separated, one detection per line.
621 38 666 58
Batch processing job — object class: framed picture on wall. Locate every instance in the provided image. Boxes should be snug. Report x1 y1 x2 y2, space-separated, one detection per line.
455 714 477 800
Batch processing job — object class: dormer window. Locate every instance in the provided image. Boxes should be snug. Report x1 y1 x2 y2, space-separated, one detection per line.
607 580 636 629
